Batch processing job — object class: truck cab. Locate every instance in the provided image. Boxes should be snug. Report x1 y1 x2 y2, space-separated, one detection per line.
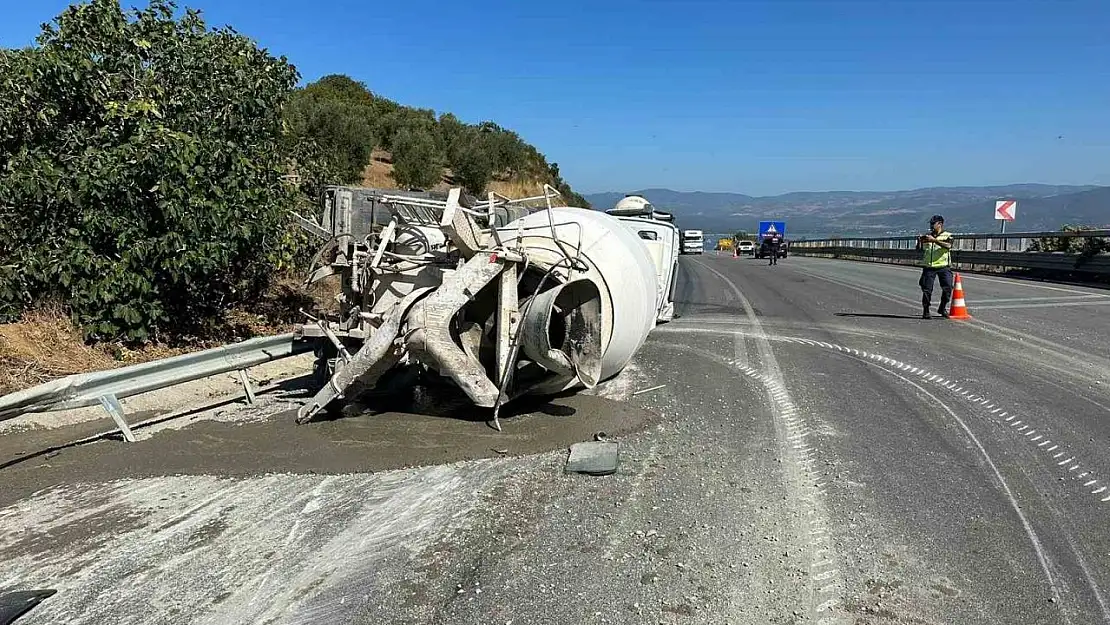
607 195 681 323
681 229 705 255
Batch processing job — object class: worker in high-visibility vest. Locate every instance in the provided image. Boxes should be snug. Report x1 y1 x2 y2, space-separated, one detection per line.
916 215 954 319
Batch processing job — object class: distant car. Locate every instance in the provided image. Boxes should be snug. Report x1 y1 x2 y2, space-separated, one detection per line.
755 237 789 259
736 240 755 255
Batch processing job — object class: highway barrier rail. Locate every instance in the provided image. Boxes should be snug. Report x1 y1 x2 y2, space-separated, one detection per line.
0 333 312 440
791 229 1110 277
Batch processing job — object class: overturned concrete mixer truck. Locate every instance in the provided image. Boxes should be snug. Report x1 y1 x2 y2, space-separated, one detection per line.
291 186 678 427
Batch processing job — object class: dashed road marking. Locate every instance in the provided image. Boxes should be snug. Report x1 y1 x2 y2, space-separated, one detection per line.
659 325 1108 507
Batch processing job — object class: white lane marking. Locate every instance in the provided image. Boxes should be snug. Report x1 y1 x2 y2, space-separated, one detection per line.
1085 480 1099 487
1094 487 1107 495
975 300 1110 311
798 259 1107 296
974 295 1110 303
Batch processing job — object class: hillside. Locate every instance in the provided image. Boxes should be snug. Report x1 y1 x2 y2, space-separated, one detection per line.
288 75 589 207
586 185 1110 237
361 150 562 201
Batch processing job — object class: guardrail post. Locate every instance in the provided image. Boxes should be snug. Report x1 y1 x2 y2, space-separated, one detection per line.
98 393 137 442
237 369 256 405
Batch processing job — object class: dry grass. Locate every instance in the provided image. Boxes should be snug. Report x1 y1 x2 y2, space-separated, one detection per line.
0 293 309 396
0 307 116 394
361 150 398 188
487 179 548 199
360 149 555 202
0 307 196 395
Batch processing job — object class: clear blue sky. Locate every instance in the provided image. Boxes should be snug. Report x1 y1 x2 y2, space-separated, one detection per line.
2 0 1108 196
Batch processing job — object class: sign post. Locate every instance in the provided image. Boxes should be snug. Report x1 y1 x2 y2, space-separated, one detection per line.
994 200 1016 234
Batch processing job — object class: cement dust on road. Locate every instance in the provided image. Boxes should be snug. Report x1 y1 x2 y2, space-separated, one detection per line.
0 381 658 507
0 370 661 625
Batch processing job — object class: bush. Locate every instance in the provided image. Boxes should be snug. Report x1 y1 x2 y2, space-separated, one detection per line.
0 0 299 342
1028 224 1109 262
392 126 442 190
285 93 375 184
449 127 495 196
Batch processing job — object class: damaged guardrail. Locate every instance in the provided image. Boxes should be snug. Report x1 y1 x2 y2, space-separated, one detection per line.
792 229 1110 276
0 333 311 440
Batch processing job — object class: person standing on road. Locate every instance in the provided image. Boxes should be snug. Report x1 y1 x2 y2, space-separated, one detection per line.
916 215 954 319
767 235 781 266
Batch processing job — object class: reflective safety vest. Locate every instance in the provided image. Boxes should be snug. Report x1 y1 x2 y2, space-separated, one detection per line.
922 231 953 268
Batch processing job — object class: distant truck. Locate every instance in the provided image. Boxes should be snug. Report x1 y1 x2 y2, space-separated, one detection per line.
681 229 704 255
755 220 788 259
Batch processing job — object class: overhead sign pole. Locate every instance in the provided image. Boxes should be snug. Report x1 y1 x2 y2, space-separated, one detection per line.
994 200 1016 234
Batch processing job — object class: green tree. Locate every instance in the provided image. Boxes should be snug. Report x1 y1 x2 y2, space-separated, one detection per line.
285 91 375 184
376 106 436 152
0 0 299 342
447 127 494 196
436 113 468 160
391 126 442 189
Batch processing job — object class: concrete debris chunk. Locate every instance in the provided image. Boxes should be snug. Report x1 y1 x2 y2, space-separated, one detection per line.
565 441 620 476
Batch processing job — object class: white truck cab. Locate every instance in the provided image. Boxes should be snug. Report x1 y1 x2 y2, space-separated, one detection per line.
681 229 704 255
607 195 680 323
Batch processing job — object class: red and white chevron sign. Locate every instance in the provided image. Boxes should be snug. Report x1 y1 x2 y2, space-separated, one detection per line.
994 200 1016 221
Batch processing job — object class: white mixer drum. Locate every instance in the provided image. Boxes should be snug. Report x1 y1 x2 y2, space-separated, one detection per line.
498 207 659 383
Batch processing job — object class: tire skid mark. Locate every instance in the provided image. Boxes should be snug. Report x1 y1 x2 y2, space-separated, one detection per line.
688 258 850 625
658 325 1107 506
727 358 849 625
656 323 1110 623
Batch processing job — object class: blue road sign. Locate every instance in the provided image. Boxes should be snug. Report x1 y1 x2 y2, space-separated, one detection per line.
758 221 786 241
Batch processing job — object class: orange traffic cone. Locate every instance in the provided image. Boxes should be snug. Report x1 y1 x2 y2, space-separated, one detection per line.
948 272 972 319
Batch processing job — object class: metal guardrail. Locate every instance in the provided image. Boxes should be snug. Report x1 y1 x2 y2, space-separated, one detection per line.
0 333 312 440
792 230 1110 275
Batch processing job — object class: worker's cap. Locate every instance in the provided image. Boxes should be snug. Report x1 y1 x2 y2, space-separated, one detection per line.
929 215 945 225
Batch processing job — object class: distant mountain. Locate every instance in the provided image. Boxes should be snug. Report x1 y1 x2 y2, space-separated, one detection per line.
584 185 1110 237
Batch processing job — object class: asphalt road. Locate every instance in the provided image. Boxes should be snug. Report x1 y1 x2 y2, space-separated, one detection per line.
3 254 1109 625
